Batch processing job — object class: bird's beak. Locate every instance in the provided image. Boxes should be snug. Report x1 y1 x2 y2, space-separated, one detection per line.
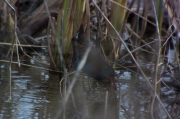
110 78 116 90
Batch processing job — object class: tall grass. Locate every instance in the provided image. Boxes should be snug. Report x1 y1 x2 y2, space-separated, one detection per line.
1 0 180 118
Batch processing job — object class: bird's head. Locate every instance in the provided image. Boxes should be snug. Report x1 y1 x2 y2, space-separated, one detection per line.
72 24 89 45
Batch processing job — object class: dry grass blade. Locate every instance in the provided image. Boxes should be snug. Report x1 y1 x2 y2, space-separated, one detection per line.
47 17 58 70
104 91 108 119
3 0 19 101
150 0 171 118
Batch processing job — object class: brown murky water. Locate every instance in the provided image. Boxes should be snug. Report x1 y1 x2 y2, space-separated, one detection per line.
0 51 174 119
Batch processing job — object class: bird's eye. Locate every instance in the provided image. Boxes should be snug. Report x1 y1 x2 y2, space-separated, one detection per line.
75 32 79 39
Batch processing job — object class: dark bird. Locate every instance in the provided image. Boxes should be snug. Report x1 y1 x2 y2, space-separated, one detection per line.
71 24 116 89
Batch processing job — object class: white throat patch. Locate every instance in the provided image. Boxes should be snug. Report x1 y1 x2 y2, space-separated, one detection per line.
75 32 79 39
